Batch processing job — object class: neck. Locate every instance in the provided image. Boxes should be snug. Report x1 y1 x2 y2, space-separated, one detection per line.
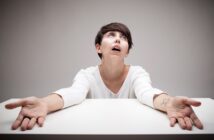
99 58 125 81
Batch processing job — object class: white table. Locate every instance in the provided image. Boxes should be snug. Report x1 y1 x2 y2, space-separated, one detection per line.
0 98 214 139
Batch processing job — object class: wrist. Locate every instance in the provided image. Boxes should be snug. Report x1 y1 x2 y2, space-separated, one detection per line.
153 93 173 112
40 98 49 114
41 93 64 113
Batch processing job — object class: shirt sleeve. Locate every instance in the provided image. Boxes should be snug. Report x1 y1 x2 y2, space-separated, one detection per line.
53 69 90 108
132 66 164 108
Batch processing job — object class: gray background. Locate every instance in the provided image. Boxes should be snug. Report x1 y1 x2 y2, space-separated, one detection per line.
0 0 213 102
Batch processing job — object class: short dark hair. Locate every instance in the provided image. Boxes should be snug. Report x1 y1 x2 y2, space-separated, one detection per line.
95 22 133 59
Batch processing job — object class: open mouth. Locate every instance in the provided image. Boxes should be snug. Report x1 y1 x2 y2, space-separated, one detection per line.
112 47 121 52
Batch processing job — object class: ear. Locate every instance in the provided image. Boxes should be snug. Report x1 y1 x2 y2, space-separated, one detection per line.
96 44 102 54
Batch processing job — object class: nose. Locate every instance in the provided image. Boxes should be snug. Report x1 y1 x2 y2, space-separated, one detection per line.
115 35 120 44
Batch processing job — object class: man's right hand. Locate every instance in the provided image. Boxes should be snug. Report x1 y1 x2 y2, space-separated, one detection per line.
5 96 48 131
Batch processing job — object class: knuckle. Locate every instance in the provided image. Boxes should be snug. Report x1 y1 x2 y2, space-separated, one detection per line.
28 96 37 102
24 96 37 103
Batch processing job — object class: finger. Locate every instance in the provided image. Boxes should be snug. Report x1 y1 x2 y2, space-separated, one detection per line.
27 117 37 130
177 118 186 129
169 117 176 127
190 113 203 129
5 99 29 109
183 98 201 107
21 117 30 131
11 112 24 130
37 117 45 127
184 117 192 130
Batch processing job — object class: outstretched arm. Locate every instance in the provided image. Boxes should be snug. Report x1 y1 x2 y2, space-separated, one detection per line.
153 94 203 130
5 93 63 131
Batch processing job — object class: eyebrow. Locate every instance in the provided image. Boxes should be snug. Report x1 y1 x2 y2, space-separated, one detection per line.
107 31 116 34
106 31 125 36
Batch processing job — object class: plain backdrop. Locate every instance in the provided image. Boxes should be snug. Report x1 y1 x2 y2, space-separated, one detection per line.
0 0 213 102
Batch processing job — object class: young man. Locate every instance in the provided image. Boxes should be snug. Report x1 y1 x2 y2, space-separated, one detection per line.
5 22 203 131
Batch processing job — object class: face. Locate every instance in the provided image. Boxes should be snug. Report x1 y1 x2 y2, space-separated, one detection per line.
96 31 129 60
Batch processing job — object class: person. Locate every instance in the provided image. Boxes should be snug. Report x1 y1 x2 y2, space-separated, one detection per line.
5 22 203 131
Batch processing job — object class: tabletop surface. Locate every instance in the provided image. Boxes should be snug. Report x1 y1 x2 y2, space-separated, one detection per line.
0 98 214 134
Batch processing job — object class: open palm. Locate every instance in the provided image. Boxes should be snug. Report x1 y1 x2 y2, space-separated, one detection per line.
5 97 48 131
166 97 203 130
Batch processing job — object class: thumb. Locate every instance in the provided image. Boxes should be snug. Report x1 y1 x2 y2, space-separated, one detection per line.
5 99 28 109
183 98 201 107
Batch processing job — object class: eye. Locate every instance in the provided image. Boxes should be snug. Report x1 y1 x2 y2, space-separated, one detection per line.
120 34 127 40
108 32 115 37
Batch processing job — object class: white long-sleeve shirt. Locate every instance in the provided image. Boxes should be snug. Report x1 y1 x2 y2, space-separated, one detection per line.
55 65 163 108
